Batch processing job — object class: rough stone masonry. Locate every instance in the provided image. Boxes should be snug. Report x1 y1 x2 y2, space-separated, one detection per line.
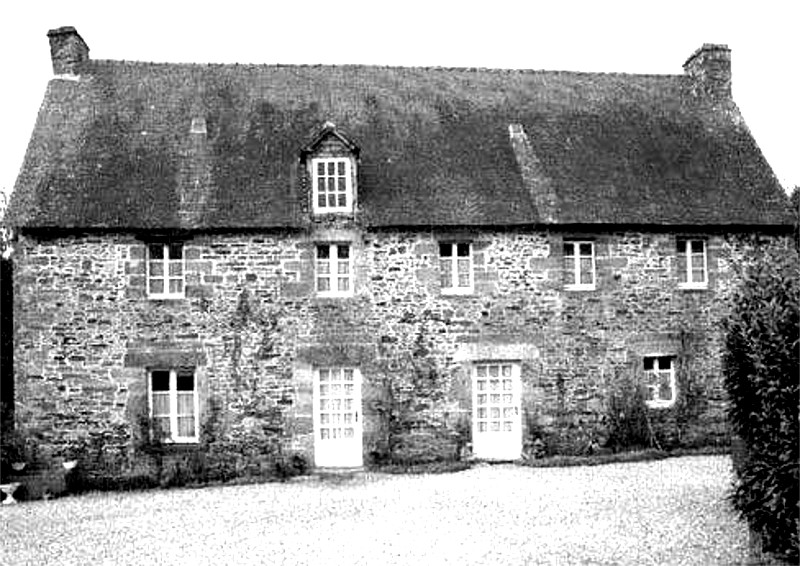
11 227 785 478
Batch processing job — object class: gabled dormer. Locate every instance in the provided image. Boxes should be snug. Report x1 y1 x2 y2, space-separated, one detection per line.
301 122 360 216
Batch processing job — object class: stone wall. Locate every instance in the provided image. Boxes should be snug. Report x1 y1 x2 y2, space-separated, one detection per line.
11 228 784 478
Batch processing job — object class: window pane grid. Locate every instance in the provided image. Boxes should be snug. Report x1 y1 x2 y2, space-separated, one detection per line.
149 369 197 442
474 364 518 435
643 357 676 407
564 241 594 289
148 243 185 298
318 367 358 441
314 159 350 211
317 244 352 296
440 242 472 291
678 239 707 286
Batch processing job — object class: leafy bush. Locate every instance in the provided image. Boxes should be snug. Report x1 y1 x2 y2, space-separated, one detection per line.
724 245 799 562
273 453 309 480
604 366 655 453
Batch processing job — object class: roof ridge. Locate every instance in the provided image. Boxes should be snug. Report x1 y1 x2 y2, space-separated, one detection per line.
89 58 682 79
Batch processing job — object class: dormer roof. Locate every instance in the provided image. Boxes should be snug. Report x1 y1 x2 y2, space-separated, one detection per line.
301 121 360 158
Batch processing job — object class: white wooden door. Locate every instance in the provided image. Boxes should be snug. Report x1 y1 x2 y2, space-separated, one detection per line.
313 367 363 467
472 362 522 460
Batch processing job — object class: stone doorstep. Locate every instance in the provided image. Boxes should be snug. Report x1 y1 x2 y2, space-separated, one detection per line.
309 466 366 481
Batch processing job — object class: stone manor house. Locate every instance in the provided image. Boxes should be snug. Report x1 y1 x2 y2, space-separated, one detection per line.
2 27 791 477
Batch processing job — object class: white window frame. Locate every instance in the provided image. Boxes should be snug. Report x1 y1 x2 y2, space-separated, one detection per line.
147 243 185 299
439 242 473 295
312 157 353 214
148 368 199 443
677 238 708 289
643 356 677 409
563 240 596 291
316 243 353 297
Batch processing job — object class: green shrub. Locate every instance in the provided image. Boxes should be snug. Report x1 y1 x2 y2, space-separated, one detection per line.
724 245 799 562
604 366 654 453
273 453 309 480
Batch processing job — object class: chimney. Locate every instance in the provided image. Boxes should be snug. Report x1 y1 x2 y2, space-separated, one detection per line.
47 26 89 77
683 43 731 101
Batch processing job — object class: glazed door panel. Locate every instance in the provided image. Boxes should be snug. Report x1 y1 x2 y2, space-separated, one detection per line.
472 363 522 460
313 367 363 467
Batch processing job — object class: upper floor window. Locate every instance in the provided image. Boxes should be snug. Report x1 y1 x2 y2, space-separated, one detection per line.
149 368 198 443
564 241 595 290
643 356 677 409
313 158 352 214
439 242 472 294
147 243 184 299
316 243 353 297
677 239 707 289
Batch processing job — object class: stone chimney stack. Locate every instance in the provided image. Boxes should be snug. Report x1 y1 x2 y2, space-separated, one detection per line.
683 43 731 101
47 26 89 76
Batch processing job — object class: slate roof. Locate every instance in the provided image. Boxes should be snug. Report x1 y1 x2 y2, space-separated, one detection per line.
7 58 791 230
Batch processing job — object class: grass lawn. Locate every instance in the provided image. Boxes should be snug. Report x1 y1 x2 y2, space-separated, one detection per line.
1 455 753 565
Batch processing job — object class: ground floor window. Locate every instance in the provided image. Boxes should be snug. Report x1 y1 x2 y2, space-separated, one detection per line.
643 356 676 408
149 368 198 442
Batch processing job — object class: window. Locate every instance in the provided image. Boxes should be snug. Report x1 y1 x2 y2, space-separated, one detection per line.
316 243 352 297
643 356 676 408
439 242 472 294
312 158 352 213
563 241 595 290
147 243 184 299
149 368 198 442
677 239 707 288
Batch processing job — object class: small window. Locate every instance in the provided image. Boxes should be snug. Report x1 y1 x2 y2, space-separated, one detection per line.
563 241 595 290
677 239 707 289
312 158 352 213
149 368 198 443
439 242 473 294
147 243 184 299
643 356 676 408
316 243 353 297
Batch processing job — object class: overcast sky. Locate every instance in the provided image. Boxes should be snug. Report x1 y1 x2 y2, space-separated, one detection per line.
1 1 798 204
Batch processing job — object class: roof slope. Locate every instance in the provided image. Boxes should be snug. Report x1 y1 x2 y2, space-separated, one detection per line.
7 60 790 229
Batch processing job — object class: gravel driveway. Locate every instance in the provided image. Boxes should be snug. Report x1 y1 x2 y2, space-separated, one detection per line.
1 455 750 565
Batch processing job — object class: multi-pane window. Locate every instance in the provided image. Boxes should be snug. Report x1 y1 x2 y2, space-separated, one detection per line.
147 243 184 299
563 241 595 290
149 368 198 442
317 367 358 440
313 158 352 213
643 356 676 408
316 243 352 297
439 242 472 294
474 363 518 432
677 239 707 288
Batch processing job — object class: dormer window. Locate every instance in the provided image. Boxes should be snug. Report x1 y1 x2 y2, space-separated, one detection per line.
302 122 359 217
313 158 352 213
